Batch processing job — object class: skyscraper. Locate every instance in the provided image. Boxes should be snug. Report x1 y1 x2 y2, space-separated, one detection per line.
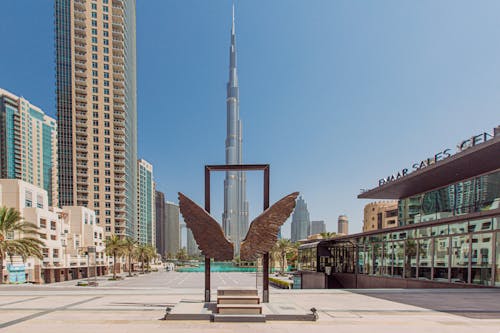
137 159 154 245
165 201 180 257
55 0 137 239
310 220 326 235
155 190 166 256
0 88 58 207
222 5 249 255
338 215 349 235
291 196 310 242
186 227 199 257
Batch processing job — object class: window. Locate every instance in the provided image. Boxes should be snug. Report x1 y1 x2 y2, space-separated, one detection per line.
103 31 109 37
103 14 108 20
25 190 33 207
92 62 98 68
92 20 97 27
92 54 98 60
92 28 97 35
92 12 97 19
93 120 99 126
103 39 109 46
92 45 98 52
94 177 99 183
94 186 99 191
104 113 110 119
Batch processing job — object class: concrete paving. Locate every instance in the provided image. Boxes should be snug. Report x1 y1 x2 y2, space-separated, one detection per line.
0 271 499 332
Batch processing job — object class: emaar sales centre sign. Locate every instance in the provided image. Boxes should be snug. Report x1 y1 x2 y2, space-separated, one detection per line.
378 131 495 187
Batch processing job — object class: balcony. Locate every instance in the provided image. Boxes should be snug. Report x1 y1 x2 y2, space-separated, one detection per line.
113 103 125 112
114 87 125 96
75 94 87 103
112 14 124 25
74 0 85 11
76 111 87 119
114 159 125 166
75 136 87 144
74 51 86 61
75 85 87 94
114 79 125 89
115 166 125 174
75 70 86 79
75 145 87 153
114 126 125 135
74 8 86 19
76 177 88 185
75 42 86 52
114 135 125 143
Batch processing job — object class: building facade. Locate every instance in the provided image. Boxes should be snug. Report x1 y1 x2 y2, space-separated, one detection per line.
55 0 138 239
222 6 249 256
155 190 166 257
362 201 398 232
337 215 349 235
137 159 154 245
165 201 180 257
0 89 58 207
186 227 199 257
298 126 500 289
310 220 326 235
0 179 107 284
291 196 311 242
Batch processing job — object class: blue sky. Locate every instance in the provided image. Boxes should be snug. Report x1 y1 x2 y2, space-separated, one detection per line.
1 1 499 238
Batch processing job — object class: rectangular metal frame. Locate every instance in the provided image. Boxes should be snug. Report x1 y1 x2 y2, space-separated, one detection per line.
204 164 270 303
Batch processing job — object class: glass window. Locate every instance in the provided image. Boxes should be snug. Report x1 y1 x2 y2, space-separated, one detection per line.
433 237 449 281
404 238 418 278
373 243 384 276
393 241 404 278
418 238 432 280
450 221 468 235
451 234 469 283
471 233 492 285
495 232 500 287
417 226 431 238
469 218 492 233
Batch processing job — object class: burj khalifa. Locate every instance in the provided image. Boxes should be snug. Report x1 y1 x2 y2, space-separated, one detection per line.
222 5 249 256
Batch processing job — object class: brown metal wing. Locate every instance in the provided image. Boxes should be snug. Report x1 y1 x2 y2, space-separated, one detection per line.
240 192 299 261
178 192 234 261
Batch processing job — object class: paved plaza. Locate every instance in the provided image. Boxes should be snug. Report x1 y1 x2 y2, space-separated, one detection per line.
0 271 499 332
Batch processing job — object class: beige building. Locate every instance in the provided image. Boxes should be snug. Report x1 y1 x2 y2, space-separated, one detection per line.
56 0 137 239
0 88 58 207
363 201 399 232
0 179 108 283
337 215 349 235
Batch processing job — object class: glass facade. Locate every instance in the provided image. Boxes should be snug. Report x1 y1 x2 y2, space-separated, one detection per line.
299 169 500 287
398 170 500 224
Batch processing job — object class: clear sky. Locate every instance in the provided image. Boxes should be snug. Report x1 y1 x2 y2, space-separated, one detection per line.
1 0 499 238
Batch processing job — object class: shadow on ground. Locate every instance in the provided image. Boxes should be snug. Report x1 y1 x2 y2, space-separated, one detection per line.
349 289 500 319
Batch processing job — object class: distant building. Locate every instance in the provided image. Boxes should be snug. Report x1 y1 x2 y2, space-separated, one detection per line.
186 227 199 257
337 215 349 235
291 196 310 242
0 88 58 207
165 201 180 256
362 201 398 232
310 220 326 235
155 190 167 257
137 159 155 246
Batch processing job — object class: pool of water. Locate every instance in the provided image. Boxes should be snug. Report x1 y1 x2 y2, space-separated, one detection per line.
176 262 258 272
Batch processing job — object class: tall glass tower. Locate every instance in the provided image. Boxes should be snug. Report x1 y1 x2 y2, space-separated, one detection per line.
55 0 137 239
222 5 249 256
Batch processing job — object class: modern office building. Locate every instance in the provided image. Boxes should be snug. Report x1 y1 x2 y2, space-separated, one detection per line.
0 179 108 284
222 5 249 256
137 159 154 245
155 190 166 257
337 215 349 235
291 196 311 242
363 201 398 232
298 126 500 289
186 227 199 257
165 201 180 257
0 88 58 207
55 0 138 239
310 220 326 235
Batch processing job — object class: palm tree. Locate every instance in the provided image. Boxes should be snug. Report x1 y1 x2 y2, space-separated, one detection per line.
176 247 188 261
320 231 337 239
105 235 123 279
276 239 294 274
122 237 137 277
0 207 44 284
135 244 148 273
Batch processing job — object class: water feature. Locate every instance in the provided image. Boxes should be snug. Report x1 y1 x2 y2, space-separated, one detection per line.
176 261 258 272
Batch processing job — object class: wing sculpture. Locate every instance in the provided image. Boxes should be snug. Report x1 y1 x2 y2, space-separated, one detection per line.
240 192 299 261
178 192 234 261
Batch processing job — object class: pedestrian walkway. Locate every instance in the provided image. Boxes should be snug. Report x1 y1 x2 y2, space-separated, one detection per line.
0 271 499 332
